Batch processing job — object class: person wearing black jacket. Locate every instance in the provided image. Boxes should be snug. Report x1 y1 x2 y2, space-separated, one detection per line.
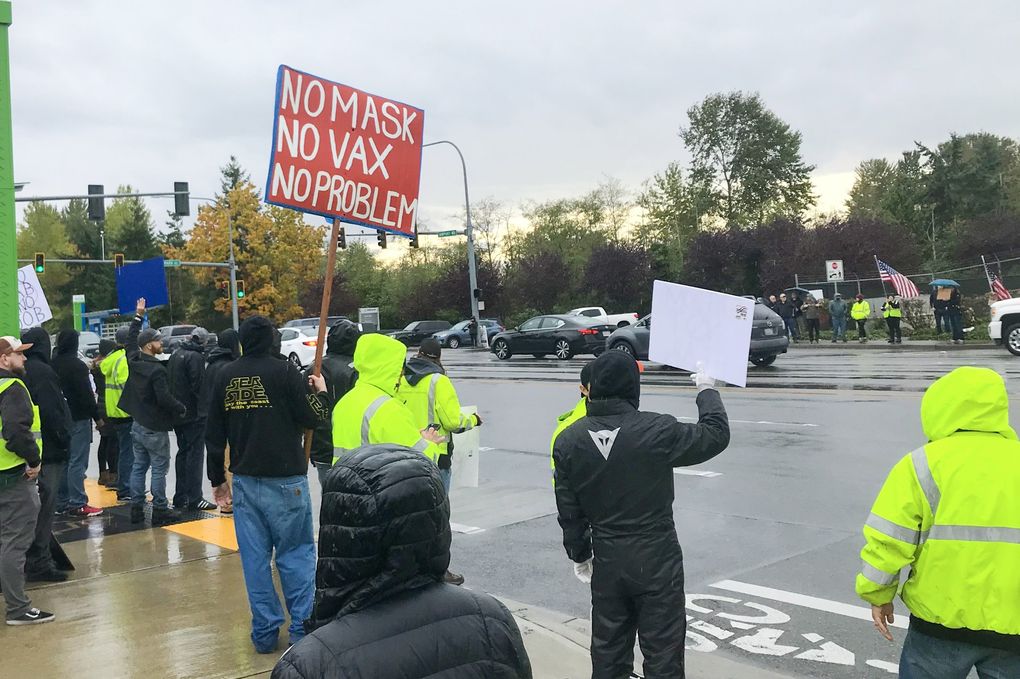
51 329 103 517
167 327 214 511
552 351 730 679
273 444 532 679
109 299 145 501
201 329 240 514
305 319 360 487
120 327 187 527
205 316 331 654
774 293 798 343
92 340 118 487
20 328 73 583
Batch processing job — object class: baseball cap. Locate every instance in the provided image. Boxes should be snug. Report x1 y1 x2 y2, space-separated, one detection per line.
0 336 31 355
138 328 161 347
190 327 210 344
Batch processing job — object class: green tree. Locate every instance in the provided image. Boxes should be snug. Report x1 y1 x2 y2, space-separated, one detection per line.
635 162 712 279
220 155 251 200
846 158 896 220
16 202 72 328
106 186 160 260
680 91 816 226
60 198 117 313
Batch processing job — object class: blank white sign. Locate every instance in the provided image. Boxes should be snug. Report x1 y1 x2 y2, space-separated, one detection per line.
648 280 753 387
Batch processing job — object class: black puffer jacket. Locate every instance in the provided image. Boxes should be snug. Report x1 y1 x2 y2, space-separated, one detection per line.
21 328 71 464
273 445 532 679
51 330 99 422
306 320 360 466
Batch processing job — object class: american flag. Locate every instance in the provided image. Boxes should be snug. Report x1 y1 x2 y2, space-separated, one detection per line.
876 259 920 298
983 259 1012 301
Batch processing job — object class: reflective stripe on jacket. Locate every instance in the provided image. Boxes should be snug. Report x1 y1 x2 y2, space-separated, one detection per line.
398 372 477 455
0 377 42 471
100 349 130 419
881 302 902 319
855 367 1020 640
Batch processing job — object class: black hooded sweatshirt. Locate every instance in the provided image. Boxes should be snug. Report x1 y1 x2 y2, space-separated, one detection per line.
306 321 360 466
202 329 239 414
20 328 71 465
51 329 99 422
273 445 532 679
167 337 207 423
205 316 331 486
119 344 186 432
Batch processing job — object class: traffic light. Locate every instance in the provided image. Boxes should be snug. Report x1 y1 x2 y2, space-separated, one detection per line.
376 230 387 249
173 181 190 217
33 252 44 273
216 280 229 295
473 288 482 300
409 227 419 249
114 253 125 268
338 227 347 250
88 184 105 221
236 280 246 299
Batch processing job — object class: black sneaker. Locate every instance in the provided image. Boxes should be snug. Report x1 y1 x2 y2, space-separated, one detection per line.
189 499 217 511
130 505 145 524
6 608 55 626
26 569 68 583
152 507 182 527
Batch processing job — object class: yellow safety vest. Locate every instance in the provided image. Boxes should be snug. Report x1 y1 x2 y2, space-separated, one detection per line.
0 377 42 471
882 303 902 319
100 348 130 419
398 371 477 456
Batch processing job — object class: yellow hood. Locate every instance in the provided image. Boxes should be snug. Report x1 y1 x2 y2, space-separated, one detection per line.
353 333 407 396
921 367 1017 442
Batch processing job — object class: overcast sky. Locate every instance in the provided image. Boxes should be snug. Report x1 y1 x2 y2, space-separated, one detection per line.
9 1 1020 234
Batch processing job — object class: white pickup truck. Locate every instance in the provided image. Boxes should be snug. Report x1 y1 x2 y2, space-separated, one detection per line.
989 297 1020 355
567 306 640 328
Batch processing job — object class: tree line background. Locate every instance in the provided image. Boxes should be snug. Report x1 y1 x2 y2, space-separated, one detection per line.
17 91 1020 333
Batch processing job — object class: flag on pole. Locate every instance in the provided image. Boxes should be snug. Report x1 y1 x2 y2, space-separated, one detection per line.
982 256 1012 301
875 259 920 298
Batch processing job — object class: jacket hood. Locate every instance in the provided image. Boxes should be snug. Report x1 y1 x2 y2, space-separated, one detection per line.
327 320 361 356
308 444 450 630
55 329 80 355
238 316 275 357
588 350 640 409
921 367 1017 442
403 356 444 387
354 334 407 396
214 328 240 360
21 327 51 363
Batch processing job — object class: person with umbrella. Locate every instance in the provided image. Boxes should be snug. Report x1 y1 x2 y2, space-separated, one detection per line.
930 280 963 344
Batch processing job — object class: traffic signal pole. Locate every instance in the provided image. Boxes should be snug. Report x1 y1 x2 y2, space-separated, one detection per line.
0 2 18 335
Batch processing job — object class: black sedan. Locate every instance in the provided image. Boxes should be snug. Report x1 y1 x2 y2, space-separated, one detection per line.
605 304 789 367
490 315 612 361
388 320 452 347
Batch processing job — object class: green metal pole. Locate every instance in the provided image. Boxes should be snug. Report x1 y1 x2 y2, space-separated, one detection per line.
0 2 18 335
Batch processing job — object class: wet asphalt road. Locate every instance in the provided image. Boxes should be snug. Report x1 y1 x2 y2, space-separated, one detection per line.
437 345 1019 678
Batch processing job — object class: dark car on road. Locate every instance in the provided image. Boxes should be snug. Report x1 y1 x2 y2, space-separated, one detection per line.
490 314 612 361
606 303 789 367
432 319 504 349
389 320 452 347
158 324 197 352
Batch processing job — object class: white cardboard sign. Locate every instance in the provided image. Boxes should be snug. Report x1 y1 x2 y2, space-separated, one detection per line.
649 280 753 387
17 265 53 328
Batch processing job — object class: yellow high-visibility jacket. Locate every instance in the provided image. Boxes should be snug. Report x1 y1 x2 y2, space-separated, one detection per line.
100 348 130 419
851 300 871 321
549 397 587 482
398 361 477 461
856 367 1020 641
0 377 42 471
332 334 442 464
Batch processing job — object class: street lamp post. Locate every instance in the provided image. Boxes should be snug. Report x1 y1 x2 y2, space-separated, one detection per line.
423 140 481 345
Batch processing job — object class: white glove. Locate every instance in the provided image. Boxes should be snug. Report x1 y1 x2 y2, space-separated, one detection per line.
573 558 593 584
691 362 717 392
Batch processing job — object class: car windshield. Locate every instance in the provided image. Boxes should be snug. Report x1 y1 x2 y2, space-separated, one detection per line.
80 332 100 344
402 322 419 331
451 321 470 331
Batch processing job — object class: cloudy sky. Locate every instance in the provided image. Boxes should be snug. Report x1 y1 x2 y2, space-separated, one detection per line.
9 1 1020 235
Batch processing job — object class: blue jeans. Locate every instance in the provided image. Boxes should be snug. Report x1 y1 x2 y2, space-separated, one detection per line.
949 310 964 341
831 317 847 340
439 468 452 494
232 474 316 651
58 419 92 510
784 318 798 339
114 420 135 496
900 626 1020 678
130 423 171 509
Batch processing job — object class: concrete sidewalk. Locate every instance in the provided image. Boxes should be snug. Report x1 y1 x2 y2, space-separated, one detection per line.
505 597 793 679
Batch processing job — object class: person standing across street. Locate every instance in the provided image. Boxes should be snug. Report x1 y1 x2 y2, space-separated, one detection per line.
803 296 822 344
851 294 871 343
828 293 849 343
948 288 965 345
791 291 805 338
51 329 104 516
205 316 332 654
101 299 144 502
856 367 1020 677
20 328 72 584
0 336 55 626
168 327 215 511
775 293 798 343
882 295 903 344
92 340 118 487
930 288 949 336
399 337 481 586
304 319 360 489
553 351 730 678
765 294 778 311
120 325 187 526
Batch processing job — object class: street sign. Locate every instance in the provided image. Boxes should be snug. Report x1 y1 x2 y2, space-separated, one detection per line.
437 230 459 237
163 259 182 268
826 260 844 282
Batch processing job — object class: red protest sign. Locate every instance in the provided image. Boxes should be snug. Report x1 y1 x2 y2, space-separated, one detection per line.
265 65 425 237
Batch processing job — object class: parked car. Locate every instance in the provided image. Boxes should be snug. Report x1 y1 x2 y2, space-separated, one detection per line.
280 327 319 367
284 316 362 331
567 306 640 328
490 315 612 361
158 324 197 352
606 303 789 367
389 320 452 346
989 297 1020 355
432 319 504 349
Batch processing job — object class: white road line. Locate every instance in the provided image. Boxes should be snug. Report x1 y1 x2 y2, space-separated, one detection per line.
479 446 495 452
866 659 899 673
677 416 818 428
449 522 486 535
709 580 908 630
674 469 723 478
